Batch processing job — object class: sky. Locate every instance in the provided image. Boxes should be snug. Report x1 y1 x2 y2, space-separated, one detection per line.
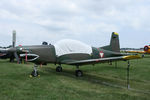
0 0 150 48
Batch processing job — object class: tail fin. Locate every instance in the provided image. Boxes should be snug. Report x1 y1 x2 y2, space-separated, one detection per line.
101 32 120 52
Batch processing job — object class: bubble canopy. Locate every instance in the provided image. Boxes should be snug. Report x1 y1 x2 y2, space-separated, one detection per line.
54 39 92 57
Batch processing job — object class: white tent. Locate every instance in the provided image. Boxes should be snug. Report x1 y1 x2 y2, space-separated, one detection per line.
54 39 92 56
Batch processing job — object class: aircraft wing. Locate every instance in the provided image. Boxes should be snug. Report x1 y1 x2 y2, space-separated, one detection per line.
61 55 141 65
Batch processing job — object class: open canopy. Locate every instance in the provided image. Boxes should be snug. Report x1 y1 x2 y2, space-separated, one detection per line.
54 39 92 56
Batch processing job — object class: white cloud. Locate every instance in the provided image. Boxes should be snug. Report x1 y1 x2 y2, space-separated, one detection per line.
0 0 150 48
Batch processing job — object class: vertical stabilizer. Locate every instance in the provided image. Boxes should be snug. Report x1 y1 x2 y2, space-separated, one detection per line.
110 32 120 52
101 32 120 52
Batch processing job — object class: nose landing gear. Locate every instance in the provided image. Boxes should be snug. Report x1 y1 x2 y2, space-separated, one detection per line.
30 64 40 77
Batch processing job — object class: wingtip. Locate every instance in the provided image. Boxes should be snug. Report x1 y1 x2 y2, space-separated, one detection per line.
123 55 142 60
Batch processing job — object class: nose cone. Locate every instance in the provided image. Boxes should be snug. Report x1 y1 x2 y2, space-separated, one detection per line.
7 47 17 52
144 45 150 53
7 46 27 54
144 46 149 51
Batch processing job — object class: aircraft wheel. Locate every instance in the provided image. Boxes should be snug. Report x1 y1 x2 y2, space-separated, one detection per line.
56 66 62 72
75 70 83 77
31 70 39 77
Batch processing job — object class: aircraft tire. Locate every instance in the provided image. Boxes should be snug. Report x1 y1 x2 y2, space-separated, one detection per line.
56 66 62 72
31 70 39 77
75 70 83 77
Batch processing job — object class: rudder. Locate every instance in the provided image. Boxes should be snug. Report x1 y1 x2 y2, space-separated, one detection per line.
101 32 120 52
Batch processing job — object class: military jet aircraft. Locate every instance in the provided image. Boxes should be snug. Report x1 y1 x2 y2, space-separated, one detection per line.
5 32 140 80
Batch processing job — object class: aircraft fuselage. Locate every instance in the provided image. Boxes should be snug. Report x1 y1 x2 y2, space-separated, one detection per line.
17 45 123 65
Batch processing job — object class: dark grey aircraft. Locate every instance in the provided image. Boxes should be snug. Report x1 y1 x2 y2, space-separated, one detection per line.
5 32 140 80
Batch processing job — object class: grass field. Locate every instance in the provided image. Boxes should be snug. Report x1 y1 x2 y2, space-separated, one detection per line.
0 57 150 100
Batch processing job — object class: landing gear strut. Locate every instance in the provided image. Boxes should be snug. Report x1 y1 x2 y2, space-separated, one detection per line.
30 64 39 77
75 66 83 77
56 65 62 72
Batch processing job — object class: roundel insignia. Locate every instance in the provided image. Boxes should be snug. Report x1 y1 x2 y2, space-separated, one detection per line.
99 51 104 58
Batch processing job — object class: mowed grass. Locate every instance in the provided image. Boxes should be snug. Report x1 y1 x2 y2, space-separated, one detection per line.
0 57 150 100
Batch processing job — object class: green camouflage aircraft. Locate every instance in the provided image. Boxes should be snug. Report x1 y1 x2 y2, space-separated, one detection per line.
2 32 142 89
6 32 140 79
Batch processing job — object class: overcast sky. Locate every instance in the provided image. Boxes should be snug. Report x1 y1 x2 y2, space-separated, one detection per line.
0 0 150 48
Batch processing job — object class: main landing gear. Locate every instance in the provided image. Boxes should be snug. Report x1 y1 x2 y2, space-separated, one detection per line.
56 66 62 72
75 66 83 77
55 65 83 77
30 64 83 77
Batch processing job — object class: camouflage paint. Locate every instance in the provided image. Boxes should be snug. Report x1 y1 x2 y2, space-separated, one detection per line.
13 32 136 66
